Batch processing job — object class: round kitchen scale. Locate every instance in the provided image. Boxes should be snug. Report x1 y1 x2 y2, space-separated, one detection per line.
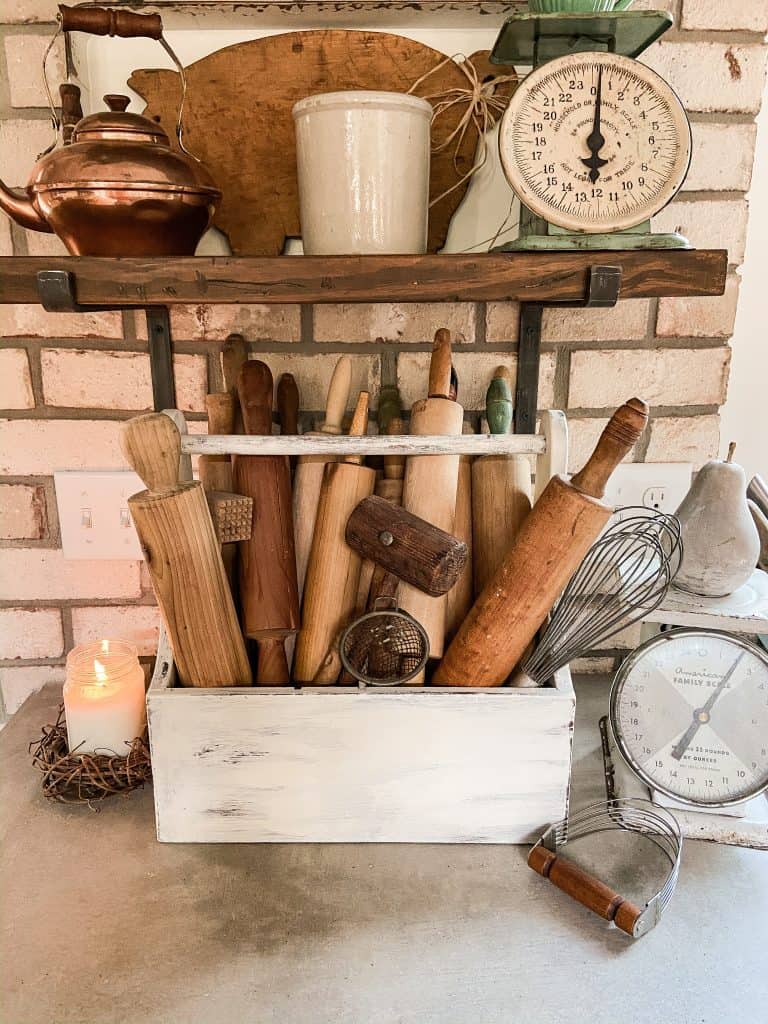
609 629 768 808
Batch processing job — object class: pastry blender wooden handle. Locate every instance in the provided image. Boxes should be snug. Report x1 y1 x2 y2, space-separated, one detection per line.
528 845 642 937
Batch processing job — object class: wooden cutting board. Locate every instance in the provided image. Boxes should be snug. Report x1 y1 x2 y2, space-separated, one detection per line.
129 31 516 255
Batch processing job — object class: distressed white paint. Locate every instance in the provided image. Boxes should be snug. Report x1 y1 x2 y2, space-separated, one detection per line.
644 568 768 633
148 631 575 844
182 433 548 457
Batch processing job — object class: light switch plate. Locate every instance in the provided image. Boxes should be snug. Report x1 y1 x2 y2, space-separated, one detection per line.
603 463 693 514
55 471 144 560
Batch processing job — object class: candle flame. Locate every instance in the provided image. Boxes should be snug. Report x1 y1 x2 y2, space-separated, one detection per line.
93 659 108 684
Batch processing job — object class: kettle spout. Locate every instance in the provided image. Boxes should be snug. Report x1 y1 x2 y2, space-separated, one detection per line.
0 180 53 233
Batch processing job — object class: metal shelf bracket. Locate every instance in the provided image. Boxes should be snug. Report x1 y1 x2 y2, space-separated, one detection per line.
35 269 176 412
514 264 622 434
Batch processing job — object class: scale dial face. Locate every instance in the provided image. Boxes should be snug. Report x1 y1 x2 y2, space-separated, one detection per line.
499 51 692 233
610 630 768 807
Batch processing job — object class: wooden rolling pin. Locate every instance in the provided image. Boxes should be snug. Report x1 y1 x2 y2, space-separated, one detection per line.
293 356 352 600
445 420 474 642
277 372 300 476
434 398 649 687
347 496 467 598
528 845 641 937
120 413 251 687
199 393 236 493
356 415 406 612
472 367 532 595
222 333 248 433
294 392 376 683
399 329 463 664
234 361 300 684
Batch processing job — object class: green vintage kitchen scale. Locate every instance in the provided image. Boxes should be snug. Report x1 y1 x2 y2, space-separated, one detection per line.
490 8 692 250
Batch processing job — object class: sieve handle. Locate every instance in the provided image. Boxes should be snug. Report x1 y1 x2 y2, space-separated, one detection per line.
528 845 642 937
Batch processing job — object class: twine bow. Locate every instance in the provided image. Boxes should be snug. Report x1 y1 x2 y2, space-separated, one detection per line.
409 54 518 207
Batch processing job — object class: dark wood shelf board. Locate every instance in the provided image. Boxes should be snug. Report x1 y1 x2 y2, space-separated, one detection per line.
0 251 727 306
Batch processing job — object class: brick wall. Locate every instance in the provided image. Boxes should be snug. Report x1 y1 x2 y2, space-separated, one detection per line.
1 1 766 719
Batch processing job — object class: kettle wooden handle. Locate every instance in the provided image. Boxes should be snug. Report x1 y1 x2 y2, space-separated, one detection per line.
59 4 163 39
570 397 649 499
120 413 180 494
59 83 82 144
528 845 642 937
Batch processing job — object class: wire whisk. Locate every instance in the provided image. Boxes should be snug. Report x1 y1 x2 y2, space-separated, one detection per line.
517 508 682 686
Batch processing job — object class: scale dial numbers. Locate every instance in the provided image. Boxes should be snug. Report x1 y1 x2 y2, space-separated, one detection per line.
499 51 691 234
610 630 768 808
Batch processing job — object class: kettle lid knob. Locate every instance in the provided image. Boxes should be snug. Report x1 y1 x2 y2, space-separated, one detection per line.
104 94 131 112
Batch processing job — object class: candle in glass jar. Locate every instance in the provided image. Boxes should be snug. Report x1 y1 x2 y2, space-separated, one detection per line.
63 639 146 757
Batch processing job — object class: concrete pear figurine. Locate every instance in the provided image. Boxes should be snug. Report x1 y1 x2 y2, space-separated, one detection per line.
674 443 760 598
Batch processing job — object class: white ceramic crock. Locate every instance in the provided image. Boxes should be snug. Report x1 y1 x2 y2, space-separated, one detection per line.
292 90 432 255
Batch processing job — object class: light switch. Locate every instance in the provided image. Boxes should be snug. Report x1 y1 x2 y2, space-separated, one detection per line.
55 471 144 560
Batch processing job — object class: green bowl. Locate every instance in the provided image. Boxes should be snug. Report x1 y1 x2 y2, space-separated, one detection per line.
528 0 633 12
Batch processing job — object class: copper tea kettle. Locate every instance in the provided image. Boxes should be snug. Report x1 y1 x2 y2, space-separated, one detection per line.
0 5 220 256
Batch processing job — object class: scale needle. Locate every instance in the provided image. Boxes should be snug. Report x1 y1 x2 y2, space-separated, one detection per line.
581 68 609 184
670 651 746 762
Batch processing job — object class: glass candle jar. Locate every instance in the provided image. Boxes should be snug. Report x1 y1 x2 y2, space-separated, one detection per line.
63 639 146 757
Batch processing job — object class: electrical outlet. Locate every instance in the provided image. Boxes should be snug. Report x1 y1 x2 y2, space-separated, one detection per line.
55 471 144 560
602 463 692 514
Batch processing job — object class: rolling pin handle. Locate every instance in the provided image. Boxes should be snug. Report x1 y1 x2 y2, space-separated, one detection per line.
237 361 274 436
570 397 649 499
428 329 454 399
120 413 181 494
323 355 352 435
528 844 642 937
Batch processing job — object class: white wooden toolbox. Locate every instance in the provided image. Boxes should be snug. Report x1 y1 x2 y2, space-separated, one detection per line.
147 412 576 844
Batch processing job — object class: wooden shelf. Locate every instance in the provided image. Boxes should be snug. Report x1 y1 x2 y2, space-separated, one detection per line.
0 251 727 306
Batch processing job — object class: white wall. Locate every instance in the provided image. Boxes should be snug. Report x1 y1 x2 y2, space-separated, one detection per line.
720 77 768 482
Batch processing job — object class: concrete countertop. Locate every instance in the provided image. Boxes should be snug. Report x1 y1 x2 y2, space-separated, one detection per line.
2 678 767 1024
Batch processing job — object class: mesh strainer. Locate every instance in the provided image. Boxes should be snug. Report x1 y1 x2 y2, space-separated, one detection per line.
340 598 429 686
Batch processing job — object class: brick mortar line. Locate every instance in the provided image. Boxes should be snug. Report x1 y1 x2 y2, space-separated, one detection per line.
688 111 760 126
665 27 768 45
560 337 732 352
0 596 157 609
0 659 67 671
567 404 719 417
0 537 60 551
0 407 207 420
0 337 235 355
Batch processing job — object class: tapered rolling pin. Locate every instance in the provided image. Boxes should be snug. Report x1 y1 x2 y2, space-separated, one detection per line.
398 329 463 664
472 367 532 595
234 361 300 684
434 398 649 687
445 420 474 642
120 413 251 687
277 372 300 476
199 393 236 493
292 355 352 599
294 392 376 683
222 333 248 433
